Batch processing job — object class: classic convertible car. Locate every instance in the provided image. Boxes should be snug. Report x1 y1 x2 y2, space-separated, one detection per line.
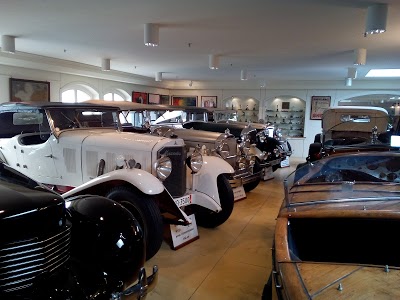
306 106 394 163
263 151 400 299
0 161 157 299
0 102 235 259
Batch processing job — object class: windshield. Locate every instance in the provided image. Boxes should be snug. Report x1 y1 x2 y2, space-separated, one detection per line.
322 108 391 145
48 107 119 131
120 109 208 127
286 153 400 206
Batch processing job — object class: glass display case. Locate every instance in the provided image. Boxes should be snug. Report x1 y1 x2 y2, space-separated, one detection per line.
265 100 305 137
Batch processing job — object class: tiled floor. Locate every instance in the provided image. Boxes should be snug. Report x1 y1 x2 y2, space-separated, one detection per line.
145 158 302 300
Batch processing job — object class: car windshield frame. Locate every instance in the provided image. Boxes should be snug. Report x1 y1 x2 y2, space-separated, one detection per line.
284 152 400 207
46 107 120 136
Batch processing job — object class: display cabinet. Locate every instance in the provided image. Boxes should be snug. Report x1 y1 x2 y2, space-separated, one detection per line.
236 107 259 123
265 104 305 137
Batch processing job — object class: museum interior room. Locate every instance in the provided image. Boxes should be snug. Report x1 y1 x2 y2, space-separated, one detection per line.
0 1 400 299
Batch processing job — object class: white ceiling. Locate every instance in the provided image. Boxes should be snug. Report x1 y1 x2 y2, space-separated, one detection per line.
0 0 400 86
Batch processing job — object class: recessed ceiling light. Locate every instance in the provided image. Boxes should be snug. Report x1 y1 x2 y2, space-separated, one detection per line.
366 69 400 77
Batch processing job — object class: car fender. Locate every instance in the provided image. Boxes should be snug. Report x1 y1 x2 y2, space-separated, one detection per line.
63 168 164 198
190 156 234 209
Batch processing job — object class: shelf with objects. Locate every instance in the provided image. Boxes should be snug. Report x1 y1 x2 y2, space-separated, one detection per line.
221 97 260 123
265 100 305 137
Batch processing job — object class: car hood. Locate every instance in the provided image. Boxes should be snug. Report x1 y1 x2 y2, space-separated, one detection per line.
0 181 64 220
58 129 182 150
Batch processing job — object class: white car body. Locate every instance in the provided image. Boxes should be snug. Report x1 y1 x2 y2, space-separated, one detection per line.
0 102 234 215
0 102 237 259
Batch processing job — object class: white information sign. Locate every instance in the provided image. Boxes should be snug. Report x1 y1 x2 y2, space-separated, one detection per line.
233 185 246 201
170 214 199 250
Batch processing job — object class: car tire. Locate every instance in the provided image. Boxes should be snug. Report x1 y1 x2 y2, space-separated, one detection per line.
105 186 163 260
196 175 234 228
272 164 280 172
261 272 273 300
243 160 262 192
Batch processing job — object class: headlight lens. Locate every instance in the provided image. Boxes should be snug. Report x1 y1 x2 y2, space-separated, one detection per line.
187 150 203 173
238 157 247 169
217 142 230 159
249 155 256 166
116 155 126 168
155 156 172 181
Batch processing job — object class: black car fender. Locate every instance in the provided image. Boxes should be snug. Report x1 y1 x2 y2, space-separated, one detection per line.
66 194 146 292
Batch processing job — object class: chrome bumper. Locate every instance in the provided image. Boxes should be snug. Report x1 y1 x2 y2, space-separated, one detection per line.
112 265 158 300
266 158 282 167
228 170 262 188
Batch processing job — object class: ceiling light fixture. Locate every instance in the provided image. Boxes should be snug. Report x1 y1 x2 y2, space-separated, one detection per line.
345 77 352 87
240 70 248 80
366 69 400 77
347 67 357 79
144 23 159 47
1 35 15 53
155 72 162 81
365 3 388 36
101 58 111 71
209 54 219 69
354 48 367 65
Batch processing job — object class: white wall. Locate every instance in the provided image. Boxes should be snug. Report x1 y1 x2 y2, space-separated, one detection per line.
0 65 170 102
1 64 400 160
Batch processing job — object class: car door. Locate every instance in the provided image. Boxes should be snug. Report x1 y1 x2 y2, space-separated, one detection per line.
12 110 59 184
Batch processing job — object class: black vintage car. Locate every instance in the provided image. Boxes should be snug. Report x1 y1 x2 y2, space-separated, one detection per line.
0 161 157 299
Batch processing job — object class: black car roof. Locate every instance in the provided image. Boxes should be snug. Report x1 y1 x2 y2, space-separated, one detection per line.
0 101 120 111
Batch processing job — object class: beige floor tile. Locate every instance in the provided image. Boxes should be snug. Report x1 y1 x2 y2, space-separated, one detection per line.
190 257 268 300
145 159 303 300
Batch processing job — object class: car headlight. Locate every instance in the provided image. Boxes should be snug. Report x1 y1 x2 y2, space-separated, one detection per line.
186 149 203 173
116 155 126 168
237 157 247 170
249 155 256 166
155 156 172 181
217 142 230 159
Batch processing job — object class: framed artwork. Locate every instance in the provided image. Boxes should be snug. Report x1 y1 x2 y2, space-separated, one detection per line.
310 96 331 120
148 93 160 104
201 96 217 108
171 96 197 107
281 102 290 110
160 94 170 105
10 78 50 102
132 91 148 104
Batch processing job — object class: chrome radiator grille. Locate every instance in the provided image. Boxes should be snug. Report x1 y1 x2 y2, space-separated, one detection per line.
0 226 71 293
158 146 186 197
225 136 238 168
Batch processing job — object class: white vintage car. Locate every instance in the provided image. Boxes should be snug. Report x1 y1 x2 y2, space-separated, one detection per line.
84 100 262 193
0 102 235 260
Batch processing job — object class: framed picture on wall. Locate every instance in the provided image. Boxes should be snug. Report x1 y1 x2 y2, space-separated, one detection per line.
10 78 50 102
160 94 170 105
281 102 290 111
310 96 331 120
132 91 148 104
171 96 197 107
201 96 217 108
148 93 160 104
